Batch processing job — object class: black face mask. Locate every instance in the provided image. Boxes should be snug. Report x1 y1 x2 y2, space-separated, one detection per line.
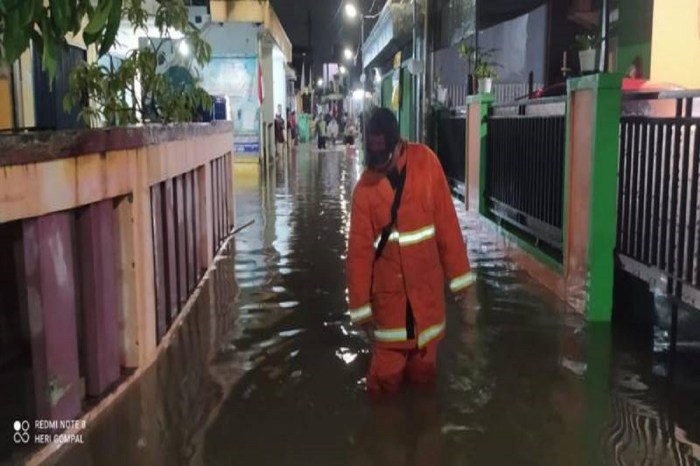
365 149 392 170
365 133 397 171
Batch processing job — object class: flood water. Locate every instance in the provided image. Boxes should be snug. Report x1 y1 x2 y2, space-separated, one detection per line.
44 145 700 466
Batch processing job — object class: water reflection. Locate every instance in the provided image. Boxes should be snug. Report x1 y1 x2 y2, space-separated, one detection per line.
41 145 700 466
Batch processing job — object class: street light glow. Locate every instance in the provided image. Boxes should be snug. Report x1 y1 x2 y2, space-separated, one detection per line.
344 3 358 19
317 78 324 86
339 65 347 74
344 48 353 60
178 40 190 56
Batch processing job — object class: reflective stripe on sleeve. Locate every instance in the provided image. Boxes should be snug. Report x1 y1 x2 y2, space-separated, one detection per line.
449 272 476 293
349 304 372 323
418 321 446 348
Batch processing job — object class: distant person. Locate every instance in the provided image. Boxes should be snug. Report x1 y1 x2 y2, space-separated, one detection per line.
627 56 643 79
274 108 285 156
289 111 298 146
327 117 339 145
339 112 348 135
316 115 327 150
346 108 474 392
344 120 356 146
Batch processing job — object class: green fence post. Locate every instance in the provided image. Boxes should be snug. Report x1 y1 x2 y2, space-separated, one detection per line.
465 93 494 216
566 74 623 322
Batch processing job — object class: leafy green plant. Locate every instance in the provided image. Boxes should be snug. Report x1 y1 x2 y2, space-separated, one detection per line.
1 0 213 127
474 61 497 80
0 0 124 82
575 31 599 51
458 41 499 80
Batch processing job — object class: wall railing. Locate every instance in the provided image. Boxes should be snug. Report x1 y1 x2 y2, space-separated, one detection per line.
616 91 700 312
484 96 567 256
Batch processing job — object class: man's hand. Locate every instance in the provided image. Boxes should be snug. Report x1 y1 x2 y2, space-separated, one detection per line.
454 277 476 303
454 289 469 303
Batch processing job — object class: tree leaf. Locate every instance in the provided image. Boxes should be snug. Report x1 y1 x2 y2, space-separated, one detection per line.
97 0 122 57
49 0 68 36
40 15 59 84
4 9 31 63
84 0 112 36
18 0 35 26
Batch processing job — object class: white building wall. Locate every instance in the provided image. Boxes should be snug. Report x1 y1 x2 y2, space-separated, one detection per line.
272 46 287 116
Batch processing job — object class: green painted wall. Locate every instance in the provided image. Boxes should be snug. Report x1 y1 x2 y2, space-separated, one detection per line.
381 74 393 110
399 68 414 140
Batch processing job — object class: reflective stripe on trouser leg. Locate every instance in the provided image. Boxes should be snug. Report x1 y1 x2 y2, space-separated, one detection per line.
374 327 409 343
418 321 445 348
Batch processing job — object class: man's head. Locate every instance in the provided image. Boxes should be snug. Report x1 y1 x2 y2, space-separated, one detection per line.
365 107 400 172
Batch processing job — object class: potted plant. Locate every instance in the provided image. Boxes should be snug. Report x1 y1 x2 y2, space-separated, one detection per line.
458 42 499 95
474 61 497 94
575 31 599 74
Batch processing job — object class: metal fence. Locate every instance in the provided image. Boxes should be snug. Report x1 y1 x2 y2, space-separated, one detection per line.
445 81 543 107
435 109 467 198
485 96 567 255
616 91 700 312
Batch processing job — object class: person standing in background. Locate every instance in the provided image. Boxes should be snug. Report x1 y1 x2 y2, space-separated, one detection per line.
274 105 285 157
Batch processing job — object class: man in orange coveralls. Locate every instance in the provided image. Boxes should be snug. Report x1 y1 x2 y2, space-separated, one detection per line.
347 107 475 392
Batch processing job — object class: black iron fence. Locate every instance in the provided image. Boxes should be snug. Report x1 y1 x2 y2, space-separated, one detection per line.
485 96 567 256
435 108 467 198
616 91 700 312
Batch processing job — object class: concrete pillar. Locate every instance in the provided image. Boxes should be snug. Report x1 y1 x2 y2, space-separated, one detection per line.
163 179 179 324
150 185 168 341
22 212 81 421
175 175 187 307
565 74 623 321
261 42 275 161
185 171 195 293
192 169 202 278
114 196 139 369
199 164 213 269
131 147 157 366
76 200 121 396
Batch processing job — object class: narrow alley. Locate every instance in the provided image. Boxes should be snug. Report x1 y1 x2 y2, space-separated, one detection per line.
45 145 700 466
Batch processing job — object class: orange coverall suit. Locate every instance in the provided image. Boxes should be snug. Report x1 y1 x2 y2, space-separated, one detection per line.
347 143 474 392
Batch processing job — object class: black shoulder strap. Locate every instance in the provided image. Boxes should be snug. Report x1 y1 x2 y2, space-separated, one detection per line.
374 166 407 261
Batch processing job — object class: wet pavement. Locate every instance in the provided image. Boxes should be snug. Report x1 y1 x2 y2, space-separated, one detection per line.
41 144 700 466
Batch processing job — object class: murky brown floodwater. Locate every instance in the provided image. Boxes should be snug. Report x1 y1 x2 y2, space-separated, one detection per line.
43 145 700 466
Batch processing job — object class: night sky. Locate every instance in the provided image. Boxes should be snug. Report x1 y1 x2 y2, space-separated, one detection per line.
270 0 387 75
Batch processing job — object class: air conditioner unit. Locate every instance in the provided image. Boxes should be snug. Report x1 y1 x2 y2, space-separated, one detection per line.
188 6 210 29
